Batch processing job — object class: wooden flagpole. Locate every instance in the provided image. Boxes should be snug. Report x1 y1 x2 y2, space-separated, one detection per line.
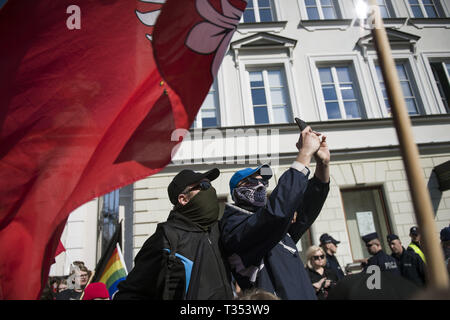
368 0 448 289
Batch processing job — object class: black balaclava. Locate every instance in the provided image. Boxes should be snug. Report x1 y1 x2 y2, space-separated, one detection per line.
177 186 219 229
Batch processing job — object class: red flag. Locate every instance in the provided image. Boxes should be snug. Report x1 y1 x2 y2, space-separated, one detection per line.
0 0 246 299
54 241 66 258
50 241 66 266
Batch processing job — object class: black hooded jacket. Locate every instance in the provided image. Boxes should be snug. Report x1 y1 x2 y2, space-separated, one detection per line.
114 211 233 300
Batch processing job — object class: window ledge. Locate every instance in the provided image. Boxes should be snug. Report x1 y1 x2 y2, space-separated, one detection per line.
237 21 288 34
408 17 450 29
299 19 353 31
355 17 408 30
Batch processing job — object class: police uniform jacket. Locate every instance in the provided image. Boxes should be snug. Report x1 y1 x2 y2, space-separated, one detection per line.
392 247 426 287
325 253 345 280
364 250 400 275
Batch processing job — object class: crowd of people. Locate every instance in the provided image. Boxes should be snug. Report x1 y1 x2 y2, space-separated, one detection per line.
41 261 109 300
44 125 450 300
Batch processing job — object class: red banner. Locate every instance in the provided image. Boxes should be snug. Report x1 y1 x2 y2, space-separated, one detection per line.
0 0 245 299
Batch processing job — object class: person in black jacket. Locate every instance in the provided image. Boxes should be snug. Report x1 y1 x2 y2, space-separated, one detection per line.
305 245 338 300
387 234 426 287
361 232 400 275
220 126 330 300
114 168 233 300
319 233 345 280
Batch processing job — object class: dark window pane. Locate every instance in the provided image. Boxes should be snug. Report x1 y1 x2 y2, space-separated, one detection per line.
254 107 270 124
406 98 418 114
326 102 342 119
322 7 336 19
425 5 438 17
259 9 273 22
340 85 356 100
202 117 217 128
344 101 361 119
243 9 256 22
322 85 337 100
307 7 320 19
251 88 267 105
411 6 424 18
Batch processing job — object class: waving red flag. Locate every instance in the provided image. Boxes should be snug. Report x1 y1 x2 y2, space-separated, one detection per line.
0 0 246 299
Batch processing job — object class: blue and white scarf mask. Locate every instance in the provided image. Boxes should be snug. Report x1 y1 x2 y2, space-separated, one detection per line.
233 182 267 209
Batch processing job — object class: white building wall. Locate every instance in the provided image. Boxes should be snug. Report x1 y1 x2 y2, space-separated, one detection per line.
50 199 98 276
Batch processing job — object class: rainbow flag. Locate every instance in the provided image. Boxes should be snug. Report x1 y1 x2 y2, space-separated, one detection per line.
91 222 128 298
98 243 128 298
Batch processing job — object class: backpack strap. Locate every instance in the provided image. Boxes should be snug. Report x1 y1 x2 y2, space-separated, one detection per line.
161 224 182 300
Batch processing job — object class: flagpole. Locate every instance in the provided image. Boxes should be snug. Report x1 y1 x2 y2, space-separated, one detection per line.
368 0 448 289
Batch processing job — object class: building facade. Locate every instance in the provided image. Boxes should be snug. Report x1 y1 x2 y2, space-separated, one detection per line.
52 0 450 276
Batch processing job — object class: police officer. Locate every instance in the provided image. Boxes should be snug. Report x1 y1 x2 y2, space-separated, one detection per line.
319 233 345 280
362 232 400 275
407 226 426 264
387 234 426 287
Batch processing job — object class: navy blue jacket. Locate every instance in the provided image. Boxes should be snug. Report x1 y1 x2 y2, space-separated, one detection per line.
363 250 401 275
326 253 345 280
219 166 329 300
391 247 426 287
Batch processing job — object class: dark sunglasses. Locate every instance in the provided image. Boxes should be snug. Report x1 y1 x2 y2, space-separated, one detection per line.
184 180 211 194
313 255 325 261
242 177 269 187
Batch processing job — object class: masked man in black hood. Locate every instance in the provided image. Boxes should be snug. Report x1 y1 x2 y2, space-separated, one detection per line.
114 168 233 300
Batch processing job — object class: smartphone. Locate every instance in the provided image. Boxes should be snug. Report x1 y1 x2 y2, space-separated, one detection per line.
295 118 308 131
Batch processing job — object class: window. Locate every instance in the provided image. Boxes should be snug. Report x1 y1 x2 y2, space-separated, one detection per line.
359 0 395 18
375 63 420 116
430 61 450 113
318 65 364 120
304 0 340 20
408 0 446 18
248 68 292 124
341 187 392 261
193 82 220 128
243 0 276 23
99 189 120 256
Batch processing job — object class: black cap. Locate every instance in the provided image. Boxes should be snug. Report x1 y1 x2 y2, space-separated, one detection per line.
320 233 340 245
167 168 220 205
362 232 378 244
409 226 419 236
440 227 450 242
387 234 399 243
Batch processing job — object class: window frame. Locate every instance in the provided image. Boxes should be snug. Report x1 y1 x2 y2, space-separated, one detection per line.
421 52 450 114
192 81 221 129
245 65 293 125
309 54 371 121
368 55 427 117
242 0 279 23
406 0 446 18
304 0 339 20
299 0 346 20
430 61 450 112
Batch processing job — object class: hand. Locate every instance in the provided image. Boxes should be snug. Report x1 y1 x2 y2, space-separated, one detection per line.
314 134 330 166
296 126 320 155
324 279 332 288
